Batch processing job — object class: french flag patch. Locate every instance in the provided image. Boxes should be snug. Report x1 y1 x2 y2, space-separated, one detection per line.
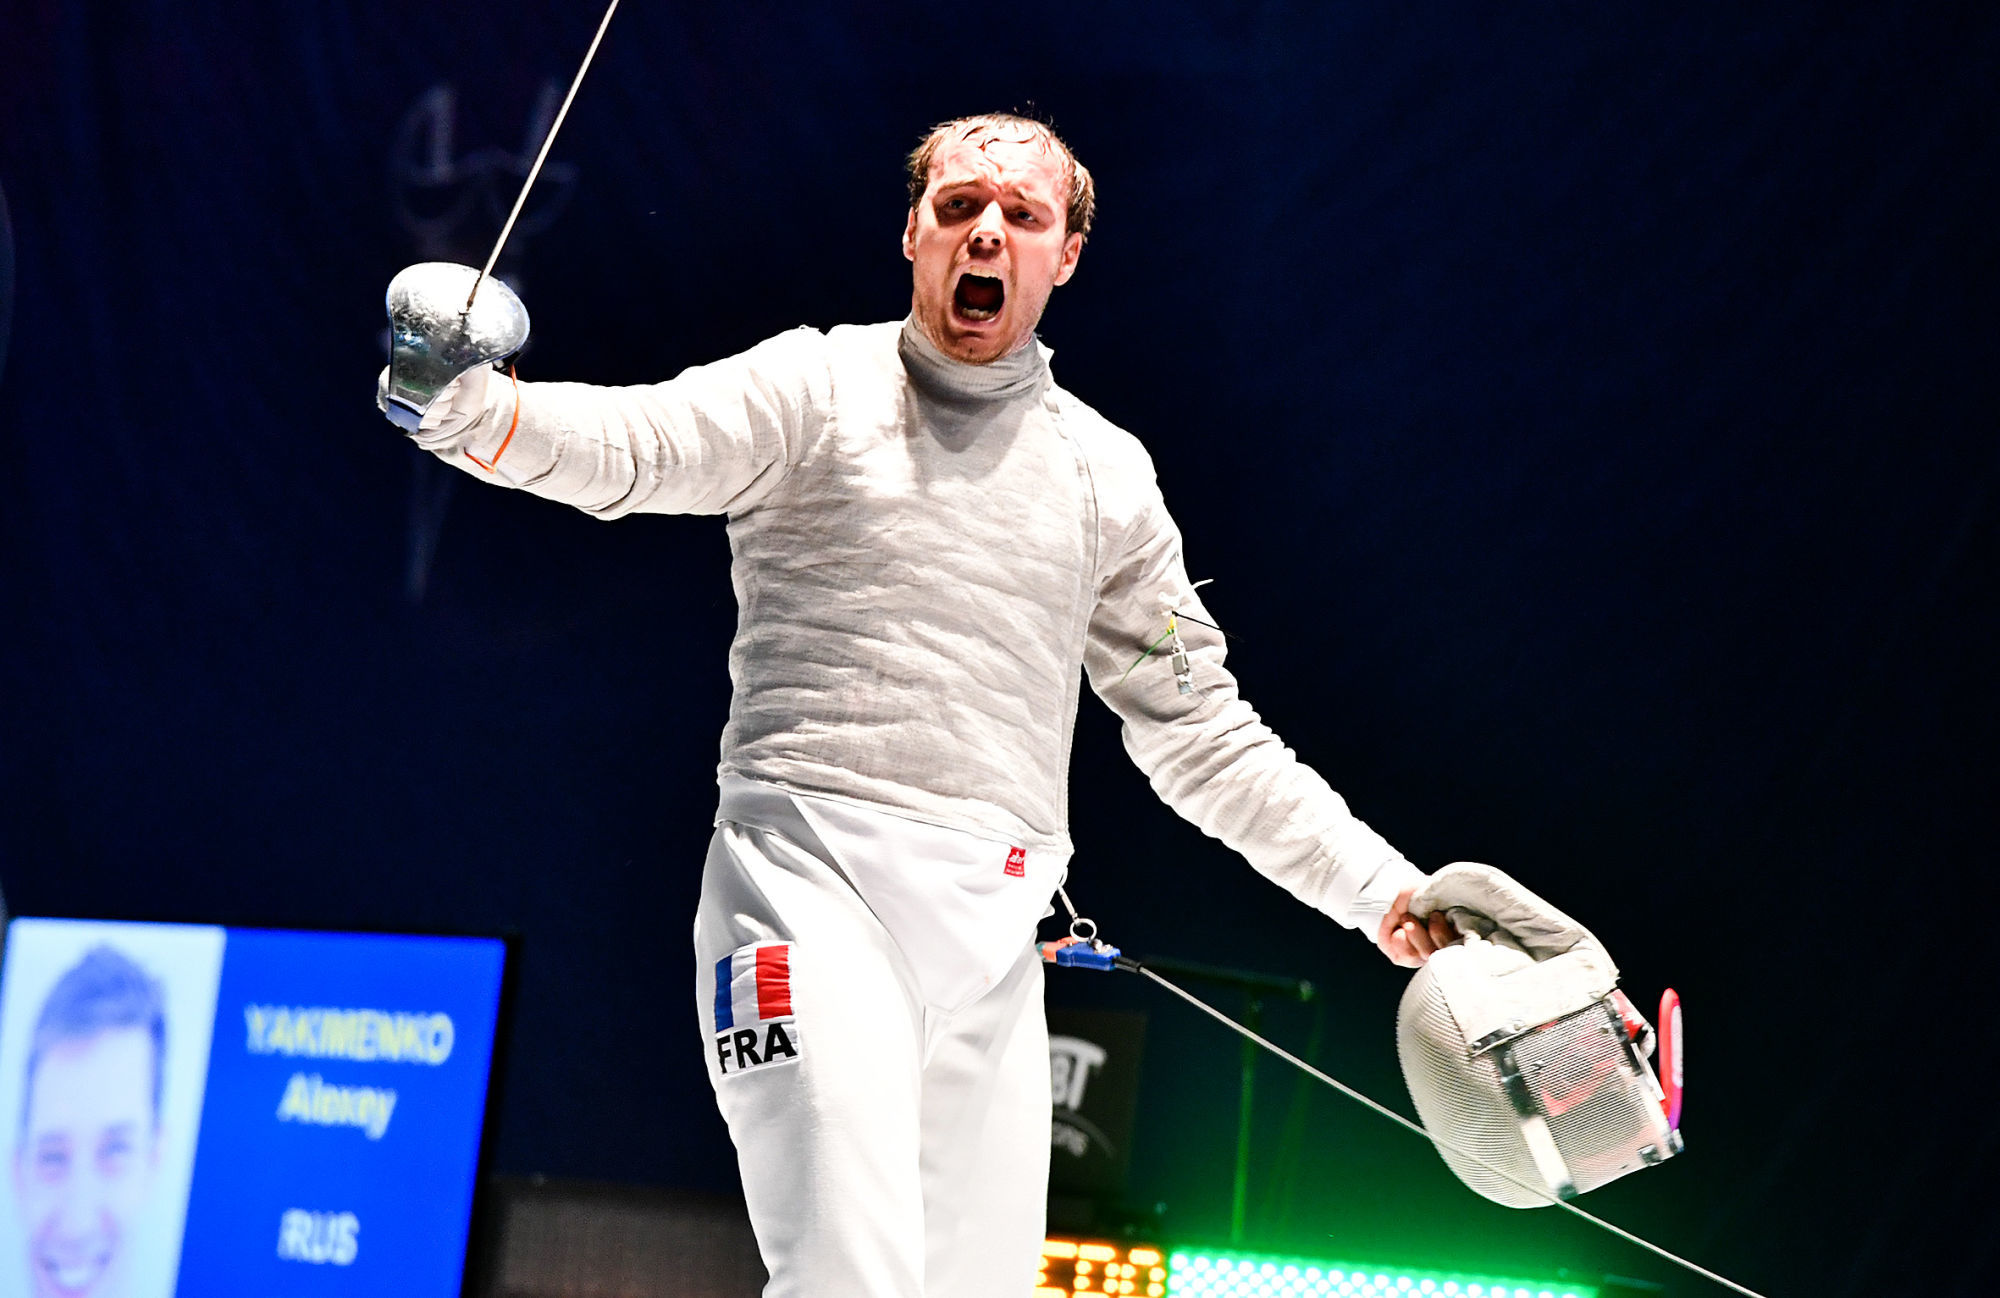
712 942 803 1077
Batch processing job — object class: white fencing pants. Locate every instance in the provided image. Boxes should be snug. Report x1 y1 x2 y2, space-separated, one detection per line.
693 815 1052 1297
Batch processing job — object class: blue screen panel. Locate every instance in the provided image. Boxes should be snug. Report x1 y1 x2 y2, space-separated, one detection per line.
0 920 506 1298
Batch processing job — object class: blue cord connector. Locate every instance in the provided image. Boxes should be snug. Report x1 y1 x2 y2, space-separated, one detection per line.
1038 938 1125 971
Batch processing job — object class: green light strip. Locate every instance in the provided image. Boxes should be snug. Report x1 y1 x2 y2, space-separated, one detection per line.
1167 1248 1599 1298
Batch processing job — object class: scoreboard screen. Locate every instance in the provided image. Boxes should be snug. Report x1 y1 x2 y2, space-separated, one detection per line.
0 918 506 1298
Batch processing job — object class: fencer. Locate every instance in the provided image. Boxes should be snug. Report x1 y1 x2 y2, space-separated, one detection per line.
378 113 1457 1296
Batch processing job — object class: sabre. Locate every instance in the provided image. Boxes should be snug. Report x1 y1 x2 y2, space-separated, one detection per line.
463 0 622 314
381 0 620 436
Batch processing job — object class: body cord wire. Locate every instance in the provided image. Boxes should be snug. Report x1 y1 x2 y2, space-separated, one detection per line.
1051 884 1767 1298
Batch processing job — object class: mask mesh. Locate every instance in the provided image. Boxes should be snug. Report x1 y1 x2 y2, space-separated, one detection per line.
1399 964 1677 1208
1507 1003 1674 1195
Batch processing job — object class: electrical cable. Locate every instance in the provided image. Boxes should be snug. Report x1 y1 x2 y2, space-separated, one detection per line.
1125 961 1764 1298
1044 888 1766 1298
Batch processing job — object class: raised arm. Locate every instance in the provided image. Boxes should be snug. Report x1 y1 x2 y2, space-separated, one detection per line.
383 326 832 519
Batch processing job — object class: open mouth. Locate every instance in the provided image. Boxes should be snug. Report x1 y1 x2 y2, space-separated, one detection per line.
952 270 1005 322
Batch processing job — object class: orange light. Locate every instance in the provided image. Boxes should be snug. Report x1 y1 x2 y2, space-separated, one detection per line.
1039 1236 1169 1296
1034 1290 1066 1297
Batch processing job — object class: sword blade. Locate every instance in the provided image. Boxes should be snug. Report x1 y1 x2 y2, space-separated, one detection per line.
463 0 622 312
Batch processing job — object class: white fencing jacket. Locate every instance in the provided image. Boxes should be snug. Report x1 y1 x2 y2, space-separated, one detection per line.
410 318 1421 937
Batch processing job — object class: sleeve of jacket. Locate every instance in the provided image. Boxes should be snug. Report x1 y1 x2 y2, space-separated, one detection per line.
1082 457 1425 936
408 326 829 518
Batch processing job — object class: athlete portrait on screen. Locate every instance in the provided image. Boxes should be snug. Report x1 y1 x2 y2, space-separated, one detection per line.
10 947 167 1298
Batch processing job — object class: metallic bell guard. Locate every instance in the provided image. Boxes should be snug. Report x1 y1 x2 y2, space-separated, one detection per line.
381 262 529 434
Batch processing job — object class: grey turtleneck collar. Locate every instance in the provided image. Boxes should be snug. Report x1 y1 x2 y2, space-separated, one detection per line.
897 316 1052 404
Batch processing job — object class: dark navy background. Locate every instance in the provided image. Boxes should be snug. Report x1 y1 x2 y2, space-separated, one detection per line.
176 930 504 1293
2 4 1993 1294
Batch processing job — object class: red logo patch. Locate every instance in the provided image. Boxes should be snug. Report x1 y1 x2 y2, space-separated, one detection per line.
1004 846 1027 878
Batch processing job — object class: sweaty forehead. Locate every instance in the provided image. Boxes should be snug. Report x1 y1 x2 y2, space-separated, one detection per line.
926 133 1066 198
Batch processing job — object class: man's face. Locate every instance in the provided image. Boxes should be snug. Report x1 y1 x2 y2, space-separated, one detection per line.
12 1029 160 1298
903 128 1084 364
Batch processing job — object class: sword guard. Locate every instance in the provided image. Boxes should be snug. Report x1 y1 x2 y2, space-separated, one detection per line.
383 262 530 434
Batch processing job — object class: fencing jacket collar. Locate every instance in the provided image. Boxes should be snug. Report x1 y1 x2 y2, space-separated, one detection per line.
896 316 1052 404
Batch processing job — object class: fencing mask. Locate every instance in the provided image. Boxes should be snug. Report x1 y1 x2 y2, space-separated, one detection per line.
1397 863 1683 1208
